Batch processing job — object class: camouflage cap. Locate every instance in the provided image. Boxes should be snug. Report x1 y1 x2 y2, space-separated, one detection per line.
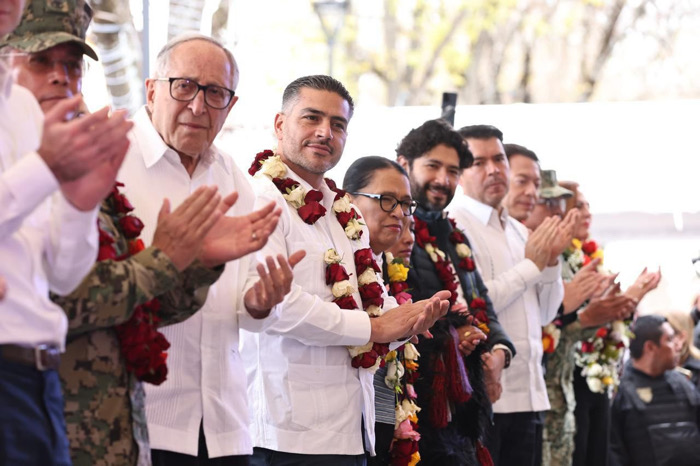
539 170 573 199
0 0 98 60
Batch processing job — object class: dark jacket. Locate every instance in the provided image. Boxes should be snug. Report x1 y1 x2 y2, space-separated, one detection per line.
407 207 514 466
610 365 700 466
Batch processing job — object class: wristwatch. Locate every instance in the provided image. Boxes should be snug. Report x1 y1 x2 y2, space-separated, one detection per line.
492 343 512 369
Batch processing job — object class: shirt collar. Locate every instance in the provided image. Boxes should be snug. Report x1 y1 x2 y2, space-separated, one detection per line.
133 106 231 175
455 193 509 228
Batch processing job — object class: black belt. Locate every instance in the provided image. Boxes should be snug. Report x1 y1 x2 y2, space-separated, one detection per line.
0 344 61 371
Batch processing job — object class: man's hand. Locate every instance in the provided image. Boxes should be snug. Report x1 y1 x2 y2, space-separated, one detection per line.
39 97 132 183
200 194 282 268
244 251 306 318
562 258 604 313
525 216 560 270
457 318 487 356
482 350 505 403
548 209 579 264
151 186 223 271
624 267 662 302
369 290 451 343
578 284 638 328
0 276 6 301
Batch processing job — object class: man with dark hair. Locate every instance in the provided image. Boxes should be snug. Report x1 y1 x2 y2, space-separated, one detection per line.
242 77 450 465
611 314 700 466
396 119 514 465
502 143 540 223
449 124 577 466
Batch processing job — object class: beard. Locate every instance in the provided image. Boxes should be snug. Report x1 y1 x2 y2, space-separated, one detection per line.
411 179 454 212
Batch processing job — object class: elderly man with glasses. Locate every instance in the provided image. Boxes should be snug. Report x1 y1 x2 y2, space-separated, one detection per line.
117 32 305 466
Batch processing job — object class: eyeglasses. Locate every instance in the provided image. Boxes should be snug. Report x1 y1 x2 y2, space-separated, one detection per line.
9 52 84 79
537 197 566 212
351 192 417 216
155 77 235 109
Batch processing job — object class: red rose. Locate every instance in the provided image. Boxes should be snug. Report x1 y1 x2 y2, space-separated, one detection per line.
98 227 114 246
390 281 409 295
363 296 384 308
470 297 486 310
334 295 358 310
474 309 489 325
112 193 134 213
98 244 117 261
595 327 608 339
360 282 384 300
392 438 419 461
582 255 591 266
325 178 348 200
336 209 358 226
248 149 274 176
459 257 475 271
325 263 350 285
582 240 598 255
351 350 379 369
581 341 595 353
119 215 144 239
272 177 299 194
372 342 390 358
297 201 326 224
355 248 380 274
304 189 324 204
405 370 419 384
141 361 168 385
450 229 466 244
129 239 145 256
414 219 436 248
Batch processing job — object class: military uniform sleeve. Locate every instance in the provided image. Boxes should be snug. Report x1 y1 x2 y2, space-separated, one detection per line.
53 246 181 337
156 260 224 326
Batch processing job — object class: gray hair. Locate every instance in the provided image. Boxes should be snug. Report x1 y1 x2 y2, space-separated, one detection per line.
281 75 354 118
154 32 239 90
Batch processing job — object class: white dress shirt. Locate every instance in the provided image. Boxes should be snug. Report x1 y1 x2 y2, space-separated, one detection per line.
240 167 398 456
118 107 265 457
448 192 563 413
0 58 98 349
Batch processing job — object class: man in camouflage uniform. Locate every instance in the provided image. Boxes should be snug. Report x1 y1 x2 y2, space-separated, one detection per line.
3 2 284 464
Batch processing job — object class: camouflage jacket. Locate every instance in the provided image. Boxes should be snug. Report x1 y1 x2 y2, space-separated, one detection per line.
52 201 222 466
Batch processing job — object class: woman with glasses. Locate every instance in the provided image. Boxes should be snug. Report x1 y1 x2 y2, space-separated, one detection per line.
343 156 418 465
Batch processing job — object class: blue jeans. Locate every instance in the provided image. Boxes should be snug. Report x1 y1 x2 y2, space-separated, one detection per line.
0 355 71 465
251 447 366 466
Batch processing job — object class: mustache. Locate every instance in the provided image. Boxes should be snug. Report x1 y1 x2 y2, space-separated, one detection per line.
425 183 451 196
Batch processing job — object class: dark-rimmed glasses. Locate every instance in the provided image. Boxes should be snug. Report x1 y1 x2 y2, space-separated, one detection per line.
155 77 235 109
352 192 417 216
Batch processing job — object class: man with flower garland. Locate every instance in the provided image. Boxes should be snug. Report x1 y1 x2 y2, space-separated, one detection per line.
394 118 514 466
449 125 575 466
116 33 303 466
242 75 451 466
0 0 133 463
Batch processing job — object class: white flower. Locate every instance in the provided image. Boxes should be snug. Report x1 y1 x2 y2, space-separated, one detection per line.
400 399 421 419
358 268 379 286
348 342 373 357
366 304 382 317
586 376 603 394
404 343 420 360
612 320 626 336
384 360 405 387
344 218 363 240
283 185 305 209
324 249 342 265
367 356 383 374
332 195 352 213
260 156 287 178
331 280 354 298
455 243 471 258
586 363 603 377
425 244 435 254
385 252 395 264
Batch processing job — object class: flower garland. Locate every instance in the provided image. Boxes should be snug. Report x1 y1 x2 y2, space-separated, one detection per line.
250 150 387 370
414 217 489 335
99 182 170 386
564 238 629 394
384 253 421 466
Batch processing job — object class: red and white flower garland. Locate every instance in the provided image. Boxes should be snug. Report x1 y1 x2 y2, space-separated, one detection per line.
250 150 389 371
100 182 170 386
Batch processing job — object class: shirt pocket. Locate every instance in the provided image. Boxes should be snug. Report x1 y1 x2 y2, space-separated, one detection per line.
288 362 361 434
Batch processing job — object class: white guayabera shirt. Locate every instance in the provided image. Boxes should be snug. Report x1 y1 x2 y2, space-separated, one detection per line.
448 192 563 414
241 166 398 456
118 107 269 457
0 58 98 350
